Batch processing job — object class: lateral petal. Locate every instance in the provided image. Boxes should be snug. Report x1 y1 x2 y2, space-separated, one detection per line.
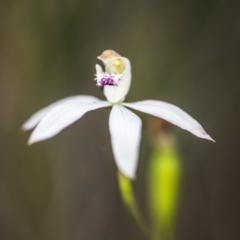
123 100 214 141
22 95 101 131
28 100 110 144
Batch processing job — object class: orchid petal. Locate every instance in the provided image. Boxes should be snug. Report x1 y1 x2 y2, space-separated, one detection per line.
123 100 214 141
95 64 103 74
22 95 100 131
109 105 142 179
28 100 110 145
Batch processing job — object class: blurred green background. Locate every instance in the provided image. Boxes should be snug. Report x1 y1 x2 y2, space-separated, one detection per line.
0 0 240 239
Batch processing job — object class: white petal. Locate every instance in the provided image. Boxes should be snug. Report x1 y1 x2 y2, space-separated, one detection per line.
109 105 142 179
95 64 103 74
28 101 110 145
123 100 214 141
22 95 100 131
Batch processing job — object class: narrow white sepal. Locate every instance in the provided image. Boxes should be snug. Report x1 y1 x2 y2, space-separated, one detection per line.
22 95 100 131
28 101 110 145
95 64 103 74
123 100 214 142
109 105 142 179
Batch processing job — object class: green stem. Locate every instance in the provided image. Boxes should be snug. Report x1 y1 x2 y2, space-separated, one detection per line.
117 172 151 239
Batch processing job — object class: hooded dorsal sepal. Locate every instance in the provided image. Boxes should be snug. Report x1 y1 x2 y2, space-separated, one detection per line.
95 50 132 103
98 50 121 61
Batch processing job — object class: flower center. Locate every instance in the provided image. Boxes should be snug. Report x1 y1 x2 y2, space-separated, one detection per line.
106 58 125 74
95 57 126 87
95 72 122 86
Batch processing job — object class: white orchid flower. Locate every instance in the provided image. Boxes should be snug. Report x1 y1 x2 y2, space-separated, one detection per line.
22 50 214 179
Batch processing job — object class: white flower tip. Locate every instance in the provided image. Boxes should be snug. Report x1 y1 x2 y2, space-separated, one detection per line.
117 164 137 180
27 138 35 146
126 172 136 180
21 121 33 131
118 168 136 180
118 165 136 180
21 124 28 132
207 135 215 142
203 133 215 142
27 129 51 145
197 126 215 142
27 133 50 145
27 135 41 145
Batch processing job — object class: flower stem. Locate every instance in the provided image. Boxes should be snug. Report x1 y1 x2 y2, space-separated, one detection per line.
117 172 150 239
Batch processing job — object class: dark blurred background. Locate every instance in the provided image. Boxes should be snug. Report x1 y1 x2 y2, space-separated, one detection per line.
0 0 240 239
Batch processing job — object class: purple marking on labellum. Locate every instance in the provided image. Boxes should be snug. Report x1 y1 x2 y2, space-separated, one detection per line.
100 76 118 86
